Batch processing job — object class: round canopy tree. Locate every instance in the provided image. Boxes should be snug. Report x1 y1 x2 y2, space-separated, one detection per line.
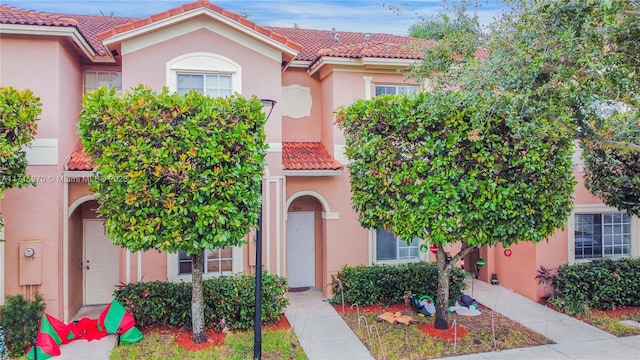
79 85 267 343
337 91 575 329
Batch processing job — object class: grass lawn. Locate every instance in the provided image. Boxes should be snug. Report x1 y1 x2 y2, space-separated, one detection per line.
336 302 552 360
110 325 306 360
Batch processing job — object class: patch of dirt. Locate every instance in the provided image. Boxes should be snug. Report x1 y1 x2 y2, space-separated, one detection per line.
417 322 469 341
146 327 225 351
264 314 291 331
594 306 640 317
339 302 553 359
144 314 292 352
333 302 410 315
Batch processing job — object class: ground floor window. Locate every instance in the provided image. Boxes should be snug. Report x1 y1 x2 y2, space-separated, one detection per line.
178 248 233 275
574 212 631 259
375 227 420 262
375 84 419 96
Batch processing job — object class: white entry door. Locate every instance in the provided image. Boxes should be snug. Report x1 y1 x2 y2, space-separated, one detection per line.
287 212 315 288
84 220 120 305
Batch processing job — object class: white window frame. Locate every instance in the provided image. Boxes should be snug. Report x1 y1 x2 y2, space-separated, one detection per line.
176 73 233 97
167 247 243 282
166 52 241 95
83 70 122 93
369 227 427 265
568 204 640 263
374 84 419 96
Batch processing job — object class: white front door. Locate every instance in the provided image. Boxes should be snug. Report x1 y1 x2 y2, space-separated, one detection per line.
287 212 315 288
84 220 119 305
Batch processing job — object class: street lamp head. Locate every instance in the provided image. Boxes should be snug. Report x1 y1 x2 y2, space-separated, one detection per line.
260 99 277 122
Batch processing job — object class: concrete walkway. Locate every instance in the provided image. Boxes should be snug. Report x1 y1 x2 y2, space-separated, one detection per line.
285 289 374 360
435 279 640 360
56 305 115 360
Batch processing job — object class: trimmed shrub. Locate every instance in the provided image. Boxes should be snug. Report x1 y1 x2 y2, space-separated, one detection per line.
114 271 288 331
330 262 466 306
0 293 45 358
552 258 640 315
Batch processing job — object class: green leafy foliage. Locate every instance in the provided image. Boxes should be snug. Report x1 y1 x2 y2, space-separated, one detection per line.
410 0 640 212
78 85 267 254
0 293 45 357
337 91 575 328
337 92 575 247
330 262 465 306
552 258 640 315
0 86 40 207
114 272 288 331
582 111 640 216
79 85 268 342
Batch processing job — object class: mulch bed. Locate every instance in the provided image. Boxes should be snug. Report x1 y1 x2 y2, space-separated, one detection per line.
417 322 469 341
144 314 291 352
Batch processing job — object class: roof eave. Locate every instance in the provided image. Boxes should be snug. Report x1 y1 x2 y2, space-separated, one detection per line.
101 7 299 59
283 169 344 177
0 24 115 63
308 56 418 76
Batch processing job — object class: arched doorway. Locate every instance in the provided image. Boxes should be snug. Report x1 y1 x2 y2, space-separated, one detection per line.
286 195 324 288
68 199 120 313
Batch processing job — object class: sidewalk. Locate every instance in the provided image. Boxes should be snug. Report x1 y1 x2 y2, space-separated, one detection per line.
285 289 374 360
435 279 640 360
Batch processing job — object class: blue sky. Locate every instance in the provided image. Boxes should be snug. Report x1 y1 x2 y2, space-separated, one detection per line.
3 0 506 35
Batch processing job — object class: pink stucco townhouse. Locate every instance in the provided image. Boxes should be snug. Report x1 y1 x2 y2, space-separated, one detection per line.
1 0 638 322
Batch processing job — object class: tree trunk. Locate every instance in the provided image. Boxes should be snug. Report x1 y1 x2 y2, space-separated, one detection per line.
434 243 451 330
191 249 207 344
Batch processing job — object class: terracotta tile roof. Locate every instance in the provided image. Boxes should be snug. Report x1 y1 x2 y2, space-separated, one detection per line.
267 27 432 62
283 142 343 171
67 142 95 171
0 4 136 56
97 0 303 52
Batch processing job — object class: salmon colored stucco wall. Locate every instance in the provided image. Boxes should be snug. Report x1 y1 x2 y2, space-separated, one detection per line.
282 68 322 142
121 26 284 145
0 36 83 319
286 175 368 296
120 22 287 280
477 166 609 302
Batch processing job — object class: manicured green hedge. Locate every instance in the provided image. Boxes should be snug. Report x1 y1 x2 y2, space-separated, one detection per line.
553 258 640 315
114 271 288 331
330 262 466 306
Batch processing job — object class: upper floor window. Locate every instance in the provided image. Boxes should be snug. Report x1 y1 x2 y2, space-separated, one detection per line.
166 53 242 97
84 71 121 93
177 73 232 97
375 227 420 263
375 85 419 96
178 248 233 275
574 212 631 259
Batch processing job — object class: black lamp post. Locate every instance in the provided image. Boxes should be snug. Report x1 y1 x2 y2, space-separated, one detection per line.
254 99 276 360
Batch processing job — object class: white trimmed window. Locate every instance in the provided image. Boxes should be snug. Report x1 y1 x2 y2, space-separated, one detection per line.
574 212 632 259
178 248 233 275
569 204 640 263
177 73 232 97
84 71 122 93
373 227 422 263
375 85 419 96
167 247 242 282
166 52 241 96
